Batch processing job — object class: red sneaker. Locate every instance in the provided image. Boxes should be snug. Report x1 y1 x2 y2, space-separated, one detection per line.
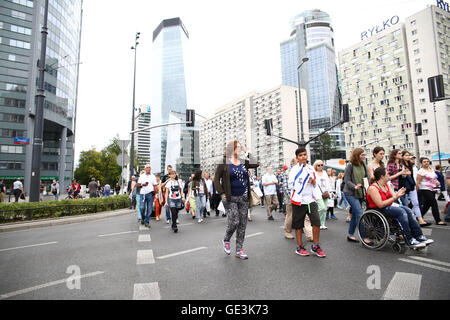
295 245 310 256
311 244 326 258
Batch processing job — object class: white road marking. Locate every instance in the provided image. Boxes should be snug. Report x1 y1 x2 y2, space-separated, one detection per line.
156 247 207 260
398 258 450 273
421 229 432 236
137 250 155 264
407 256 450 267
138 234 151 242
98 231 138 237
133 282 161 300
139 225 147 231
0 271 104 300
0 241 58 252
164 223 193 229
428 225 449 230
382 272 422 300
245 232 264 238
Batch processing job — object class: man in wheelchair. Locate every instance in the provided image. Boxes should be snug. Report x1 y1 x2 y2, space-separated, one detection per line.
366 167 434 249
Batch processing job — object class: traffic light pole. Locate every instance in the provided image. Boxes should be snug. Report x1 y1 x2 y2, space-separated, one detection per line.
30 0 49 202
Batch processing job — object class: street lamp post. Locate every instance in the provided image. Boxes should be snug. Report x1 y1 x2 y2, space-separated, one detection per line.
130 32 140 181
30 0 49 202
297 57 309 145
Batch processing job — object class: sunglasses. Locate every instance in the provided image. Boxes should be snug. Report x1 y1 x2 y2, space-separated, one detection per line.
317 164 324 167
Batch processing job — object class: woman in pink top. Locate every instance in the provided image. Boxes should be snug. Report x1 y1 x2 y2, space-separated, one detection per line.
416 157 447 225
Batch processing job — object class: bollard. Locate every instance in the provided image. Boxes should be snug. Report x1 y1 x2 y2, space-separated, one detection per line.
94 204 97 213
27 208 32 221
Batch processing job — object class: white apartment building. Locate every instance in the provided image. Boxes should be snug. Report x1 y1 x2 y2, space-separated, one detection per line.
200 85 309 176
134 105 151 167
404 5 450 159
339 4 450 160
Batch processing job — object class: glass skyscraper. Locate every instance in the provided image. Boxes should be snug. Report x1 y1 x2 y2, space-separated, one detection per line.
280 9 345 159
0 0 83 194
151 17 199 179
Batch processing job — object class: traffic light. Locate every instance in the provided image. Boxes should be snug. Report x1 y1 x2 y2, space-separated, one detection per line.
428 75 445 102
186 109 195 127
264 119 273 136
342 104 350 123
415 123 422 136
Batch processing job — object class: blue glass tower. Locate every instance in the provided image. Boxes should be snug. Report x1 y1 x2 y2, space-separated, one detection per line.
151 18 199 178
281 9 345 159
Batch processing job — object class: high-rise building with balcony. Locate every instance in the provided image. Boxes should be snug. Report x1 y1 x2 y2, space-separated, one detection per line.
151 17 199 179
200 85 308 176
134 105 151 169
339 4 449 159
0 0 83 194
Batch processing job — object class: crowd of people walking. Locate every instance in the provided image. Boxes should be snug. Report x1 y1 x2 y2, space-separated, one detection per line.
125 141 449 261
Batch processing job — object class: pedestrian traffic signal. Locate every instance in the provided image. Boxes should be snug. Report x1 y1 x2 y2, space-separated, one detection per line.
264 119 273 136
186 109 195 127
342 104 349 123
428 75 445 102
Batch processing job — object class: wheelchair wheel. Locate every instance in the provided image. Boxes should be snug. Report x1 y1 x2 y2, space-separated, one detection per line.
392 242 406 254
358 209 390 250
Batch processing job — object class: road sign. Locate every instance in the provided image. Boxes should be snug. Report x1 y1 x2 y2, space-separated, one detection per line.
14 137 30 145
117 140 130 152
116 153 130 167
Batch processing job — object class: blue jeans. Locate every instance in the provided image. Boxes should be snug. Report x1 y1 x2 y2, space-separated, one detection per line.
338 194 349 209
141 192 154 224
165 205 171 221
346 194 364 237
136 194 141 219
195 194 207 219
54 194 59 201
382 205 422 242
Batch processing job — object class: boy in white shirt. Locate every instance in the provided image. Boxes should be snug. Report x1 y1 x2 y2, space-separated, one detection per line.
288 147 326 258
137 164 158 228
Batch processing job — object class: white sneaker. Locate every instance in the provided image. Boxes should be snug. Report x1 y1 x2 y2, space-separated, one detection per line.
198 219 203 223
176 219 180 224
417 236 434 245
320 226 328 230
166 220 170 224
409 238 426 248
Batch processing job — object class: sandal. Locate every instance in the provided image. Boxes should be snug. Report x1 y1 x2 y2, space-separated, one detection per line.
419 222 431 227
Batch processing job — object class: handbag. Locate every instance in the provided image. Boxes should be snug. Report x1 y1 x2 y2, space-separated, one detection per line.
249 188 261 208
20 192 25 200
318 185 330 199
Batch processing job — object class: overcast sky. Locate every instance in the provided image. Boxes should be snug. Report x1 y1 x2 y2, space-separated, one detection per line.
75 0 431 164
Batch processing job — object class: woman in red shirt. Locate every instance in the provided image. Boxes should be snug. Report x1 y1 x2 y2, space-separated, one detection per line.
367 167 433 249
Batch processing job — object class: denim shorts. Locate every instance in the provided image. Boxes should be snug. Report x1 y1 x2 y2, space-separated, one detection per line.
168 198 182 209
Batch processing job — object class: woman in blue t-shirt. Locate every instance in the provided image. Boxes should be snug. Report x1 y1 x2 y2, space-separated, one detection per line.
214 140 259 260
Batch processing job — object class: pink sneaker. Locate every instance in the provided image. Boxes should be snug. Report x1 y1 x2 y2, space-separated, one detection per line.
222 240 231 255
235 249 248 260
311 244 326 258
295 245 310 256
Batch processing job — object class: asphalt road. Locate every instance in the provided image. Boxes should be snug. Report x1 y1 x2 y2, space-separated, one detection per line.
0 204 449 300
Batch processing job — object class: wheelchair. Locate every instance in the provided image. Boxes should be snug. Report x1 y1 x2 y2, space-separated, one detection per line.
357 208 424 254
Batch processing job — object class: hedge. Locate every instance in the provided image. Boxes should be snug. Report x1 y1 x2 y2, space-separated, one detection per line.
0 195 130 224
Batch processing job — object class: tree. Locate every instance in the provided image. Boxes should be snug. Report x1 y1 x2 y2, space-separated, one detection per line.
311 133 338 162
74 137 125 186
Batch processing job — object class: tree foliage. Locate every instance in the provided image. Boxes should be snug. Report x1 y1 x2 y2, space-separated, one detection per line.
74 137 125 186
311 133 338 162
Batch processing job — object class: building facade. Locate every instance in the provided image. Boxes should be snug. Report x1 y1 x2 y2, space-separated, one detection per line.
134 105 151 169
0 0 83 193
339 4 449 160
151 17 199 179
200 85 308 176
281 9 345 161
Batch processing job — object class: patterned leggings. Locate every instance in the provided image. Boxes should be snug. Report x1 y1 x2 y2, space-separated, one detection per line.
223 194 249 251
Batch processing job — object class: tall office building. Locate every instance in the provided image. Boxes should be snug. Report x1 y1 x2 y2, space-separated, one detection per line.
134 105 151 168
200 85 307 175
281 9 345 160
151 17 199 179
339 4 449 159
0 0 83 193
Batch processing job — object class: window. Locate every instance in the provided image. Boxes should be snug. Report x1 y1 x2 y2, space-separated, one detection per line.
418 88 425 93
419 98 426 104
8 54 16 61
420 108 427 114
413 49 420 55
417 78 423 84
412 29 417 35
0 145 24 154
9 39 30 49
410 20 416 26
416 68 422 74
415 58 421 64
12 0 33 7
0 162 23 170
412 39 419 45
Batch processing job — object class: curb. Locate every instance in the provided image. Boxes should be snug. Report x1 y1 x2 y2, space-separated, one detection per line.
0 208 135 233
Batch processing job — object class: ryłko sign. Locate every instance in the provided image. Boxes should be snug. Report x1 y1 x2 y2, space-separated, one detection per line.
437 0 450 12
361 15 400 40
